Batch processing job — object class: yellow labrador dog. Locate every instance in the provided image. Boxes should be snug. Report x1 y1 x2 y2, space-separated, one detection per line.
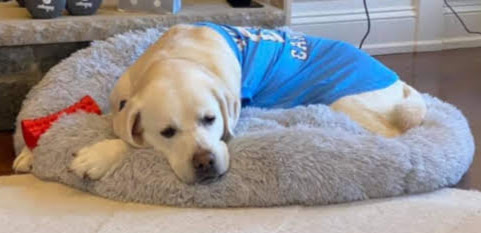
14 23 426 184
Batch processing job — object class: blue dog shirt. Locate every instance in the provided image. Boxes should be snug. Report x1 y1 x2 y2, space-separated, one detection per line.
194 22 399 108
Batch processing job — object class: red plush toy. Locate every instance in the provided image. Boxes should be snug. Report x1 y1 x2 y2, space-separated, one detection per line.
21 95 102 150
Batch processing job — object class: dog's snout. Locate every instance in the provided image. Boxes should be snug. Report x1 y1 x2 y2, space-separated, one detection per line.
193 150 215 171
193 149 220 183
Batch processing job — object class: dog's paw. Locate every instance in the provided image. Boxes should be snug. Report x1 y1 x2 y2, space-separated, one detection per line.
13 147 34 173
69 139 128 180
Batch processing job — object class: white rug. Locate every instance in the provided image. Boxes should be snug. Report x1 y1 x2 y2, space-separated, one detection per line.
0 175 480 233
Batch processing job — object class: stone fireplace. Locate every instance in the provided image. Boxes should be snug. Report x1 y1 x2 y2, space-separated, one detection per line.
0 0 289 130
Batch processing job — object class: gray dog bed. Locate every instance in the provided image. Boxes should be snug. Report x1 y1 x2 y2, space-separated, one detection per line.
14 28 475 207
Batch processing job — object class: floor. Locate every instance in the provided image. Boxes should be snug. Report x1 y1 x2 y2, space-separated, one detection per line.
0 47 480 191
377 48 481 191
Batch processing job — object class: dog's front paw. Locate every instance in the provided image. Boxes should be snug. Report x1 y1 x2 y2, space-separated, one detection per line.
69 139 128 180
13 147 34 173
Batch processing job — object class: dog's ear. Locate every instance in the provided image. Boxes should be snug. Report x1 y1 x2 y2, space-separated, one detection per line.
109 73 132 114
212 87 240 142
112 96 146 148
130 111 144 146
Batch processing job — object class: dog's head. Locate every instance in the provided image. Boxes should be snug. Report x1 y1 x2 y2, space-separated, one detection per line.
112 59 239 184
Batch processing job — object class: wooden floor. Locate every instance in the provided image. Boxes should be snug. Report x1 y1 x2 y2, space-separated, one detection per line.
0 48 480 190
0 132 14 176
376 48 481 191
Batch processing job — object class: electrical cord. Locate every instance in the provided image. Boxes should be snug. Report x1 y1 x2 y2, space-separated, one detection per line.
359 0 371 49
444 0 481 35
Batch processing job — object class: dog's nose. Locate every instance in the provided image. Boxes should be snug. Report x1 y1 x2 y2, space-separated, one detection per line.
193 150 218 182
193 150 215 171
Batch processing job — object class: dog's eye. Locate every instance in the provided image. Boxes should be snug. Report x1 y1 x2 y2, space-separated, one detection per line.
201 115 216 126
119 100 127 111
160 127 177 138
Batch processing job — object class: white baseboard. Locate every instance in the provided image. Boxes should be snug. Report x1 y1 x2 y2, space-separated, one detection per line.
362 40 442 55
443 36 481 50
291 0 481 55
362 37 481 55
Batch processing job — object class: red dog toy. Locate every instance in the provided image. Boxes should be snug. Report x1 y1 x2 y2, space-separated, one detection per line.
21 95 102 150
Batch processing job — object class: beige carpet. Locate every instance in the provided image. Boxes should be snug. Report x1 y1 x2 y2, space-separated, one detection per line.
0 175 480 233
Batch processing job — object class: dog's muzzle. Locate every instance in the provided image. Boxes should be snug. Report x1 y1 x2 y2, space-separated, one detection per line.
192 149 221 184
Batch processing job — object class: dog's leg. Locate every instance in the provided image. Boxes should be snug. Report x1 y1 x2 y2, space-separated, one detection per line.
331 101 402 137
69 139 128 180
392 83 427 131
330 81 424 137
13 147 34 173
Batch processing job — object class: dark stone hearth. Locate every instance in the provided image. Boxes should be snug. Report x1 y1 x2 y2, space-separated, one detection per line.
0 42 90 130
0 46 35 75
0 72 42 130
32 42 90 73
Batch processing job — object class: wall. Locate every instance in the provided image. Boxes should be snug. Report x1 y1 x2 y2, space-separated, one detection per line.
290 0 481 54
